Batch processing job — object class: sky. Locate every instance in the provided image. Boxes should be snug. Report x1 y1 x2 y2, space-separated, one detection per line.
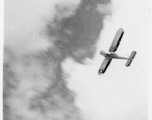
1 0 152 120
62 0 149 119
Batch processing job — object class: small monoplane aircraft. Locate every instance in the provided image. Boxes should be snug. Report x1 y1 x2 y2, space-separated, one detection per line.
98 28 137 75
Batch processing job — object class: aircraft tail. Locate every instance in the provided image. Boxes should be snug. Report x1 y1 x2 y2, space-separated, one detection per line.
125 51 137 67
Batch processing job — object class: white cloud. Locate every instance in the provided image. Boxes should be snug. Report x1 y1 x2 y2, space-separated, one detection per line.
97 3 112 15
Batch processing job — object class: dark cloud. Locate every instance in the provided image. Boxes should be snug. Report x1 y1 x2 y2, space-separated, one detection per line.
49 0 111 63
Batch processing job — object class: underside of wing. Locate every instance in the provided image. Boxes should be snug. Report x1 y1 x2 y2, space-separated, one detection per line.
109 28 124 52
98 57 112 74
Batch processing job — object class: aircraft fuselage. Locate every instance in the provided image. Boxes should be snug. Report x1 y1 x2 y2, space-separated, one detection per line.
100 51 129 60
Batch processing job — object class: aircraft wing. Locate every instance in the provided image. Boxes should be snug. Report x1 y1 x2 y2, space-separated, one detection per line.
109 28 124 52
98 57 112 74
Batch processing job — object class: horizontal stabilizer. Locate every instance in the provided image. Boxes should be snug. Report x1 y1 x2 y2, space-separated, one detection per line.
125 59 133 67
125 51 137 67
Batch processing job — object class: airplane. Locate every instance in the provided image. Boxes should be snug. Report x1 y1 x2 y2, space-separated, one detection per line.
98 28 137 75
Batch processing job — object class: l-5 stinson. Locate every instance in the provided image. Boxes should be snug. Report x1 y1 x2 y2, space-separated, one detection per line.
98 28 137 75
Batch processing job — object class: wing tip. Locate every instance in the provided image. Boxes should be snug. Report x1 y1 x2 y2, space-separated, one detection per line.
118 28 124 33
98 69 104 75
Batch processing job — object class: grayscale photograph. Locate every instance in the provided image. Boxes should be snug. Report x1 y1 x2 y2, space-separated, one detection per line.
3 0 148 120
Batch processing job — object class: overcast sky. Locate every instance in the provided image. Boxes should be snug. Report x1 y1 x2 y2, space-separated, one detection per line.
1 0 152 120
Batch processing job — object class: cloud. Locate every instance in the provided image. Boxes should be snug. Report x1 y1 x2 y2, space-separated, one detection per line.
4 0 82 120
97 3 112 15
4 0 81 55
